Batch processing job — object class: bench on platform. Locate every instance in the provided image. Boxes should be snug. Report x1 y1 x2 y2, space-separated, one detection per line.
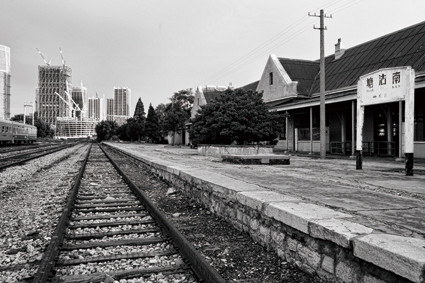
221 154 290 165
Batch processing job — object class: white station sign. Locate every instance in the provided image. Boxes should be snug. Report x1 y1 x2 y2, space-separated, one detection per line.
357 66 413 106
356 66 415 154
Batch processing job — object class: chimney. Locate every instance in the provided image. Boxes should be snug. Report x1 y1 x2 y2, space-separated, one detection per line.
334 38 345 60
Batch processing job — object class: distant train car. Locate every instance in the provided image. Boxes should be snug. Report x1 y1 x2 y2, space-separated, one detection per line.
0 120 37 145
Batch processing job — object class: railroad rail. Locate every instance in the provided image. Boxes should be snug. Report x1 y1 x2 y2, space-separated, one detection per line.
0 144 66 159
0 143 61 155
0 143 76 171
33 144 225 283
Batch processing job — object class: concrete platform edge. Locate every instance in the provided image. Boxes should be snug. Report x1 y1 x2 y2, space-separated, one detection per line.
105 142 425 283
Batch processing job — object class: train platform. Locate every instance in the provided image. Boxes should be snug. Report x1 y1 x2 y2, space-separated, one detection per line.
104 142 425 282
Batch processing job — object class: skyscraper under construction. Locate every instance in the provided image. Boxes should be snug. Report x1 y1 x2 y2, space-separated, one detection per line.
36 65 72 125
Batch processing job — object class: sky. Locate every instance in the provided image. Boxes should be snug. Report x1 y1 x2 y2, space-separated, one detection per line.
1 0 425 116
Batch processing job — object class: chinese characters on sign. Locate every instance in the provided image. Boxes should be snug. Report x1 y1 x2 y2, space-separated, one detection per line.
392 72 401 87
366 77 373 88
379 74 386 85
359 67 410 106
366 72 401 89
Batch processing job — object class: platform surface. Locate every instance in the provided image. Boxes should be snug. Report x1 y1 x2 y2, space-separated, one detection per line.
105 142 425 282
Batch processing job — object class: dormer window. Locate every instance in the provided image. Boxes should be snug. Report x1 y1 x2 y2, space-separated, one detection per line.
269 72 273 85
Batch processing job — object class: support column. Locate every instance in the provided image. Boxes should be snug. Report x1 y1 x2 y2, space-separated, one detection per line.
404 70 415 176
398 101 403 159
356 103 365 170
341 112 346 154
386 106 392 156
310 107 313 154
285 116 289 152
351 100 355 157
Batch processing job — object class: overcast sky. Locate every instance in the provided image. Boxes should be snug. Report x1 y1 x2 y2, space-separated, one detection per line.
1 0 424 116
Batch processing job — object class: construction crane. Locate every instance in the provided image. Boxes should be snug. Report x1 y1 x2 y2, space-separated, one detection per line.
36 48 51 66
54 91 74 118
59 47 66 68
54 81 86 120
66 81 85 118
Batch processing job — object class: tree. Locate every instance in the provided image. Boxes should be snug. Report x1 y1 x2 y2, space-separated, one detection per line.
145 104 161 143
126 117 144 141
11 114 24 123
127 97 146 141
116 123 130 141
133 97 146 119
155 103 168 138
170 89 194 115
35 119 54 138
189 89 282 145
95 120 118 142
163 100 189 145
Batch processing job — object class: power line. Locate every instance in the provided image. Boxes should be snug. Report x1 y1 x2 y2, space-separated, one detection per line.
329 0 362 14
203 19 316 85
202 16 313 84
201 0 351 86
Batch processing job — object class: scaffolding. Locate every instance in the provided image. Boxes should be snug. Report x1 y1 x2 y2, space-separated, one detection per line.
36 65 72 125
55 117 97 139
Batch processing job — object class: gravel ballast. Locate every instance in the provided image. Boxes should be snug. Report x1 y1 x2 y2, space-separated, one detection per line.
105 146 323 283
0 144 89 282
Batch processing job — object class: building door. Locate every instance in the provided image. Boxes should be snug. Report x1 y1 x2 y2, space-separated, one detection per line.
373 104 398 156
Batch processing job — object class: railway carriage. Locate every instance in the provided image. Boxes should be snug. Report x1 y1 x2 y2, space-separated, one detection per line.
0 120 37 144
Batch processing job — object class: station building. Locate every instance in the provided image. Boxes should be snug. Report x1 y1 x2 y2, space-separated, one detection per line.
248 21 425 159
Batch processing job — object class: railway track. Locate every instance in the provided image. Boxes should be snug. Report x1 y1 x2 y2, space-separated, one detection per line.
0 144 75 171
0 143 54 155
34 144 224 283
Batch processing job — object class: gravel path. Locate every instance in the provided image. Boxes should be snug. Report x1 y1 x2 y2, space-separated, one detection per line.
0 144 89 282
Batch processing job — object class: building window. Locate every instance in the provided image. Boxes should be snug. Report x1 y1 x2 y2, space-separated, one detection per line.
269 72 273 85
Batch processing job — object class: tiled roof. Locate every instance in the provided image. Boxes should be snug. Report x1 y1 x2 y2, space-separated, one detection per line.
278 58 319 95
203 90 226 104
272 21 425 96
309 21 425 94
239 80 259 92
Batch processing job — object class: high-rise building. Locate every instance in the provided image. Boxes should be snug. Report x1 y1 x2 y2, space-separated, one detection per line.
88 95 102 120
36 65 72 125
0 45 11 120
72 83 88 119
113 87 131 125
114 87 131 116
106 98 114 121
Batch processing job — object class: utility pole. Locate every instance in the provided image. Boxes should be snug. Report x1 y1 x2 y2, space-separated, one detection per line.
24 102 35 126
309 9 332 158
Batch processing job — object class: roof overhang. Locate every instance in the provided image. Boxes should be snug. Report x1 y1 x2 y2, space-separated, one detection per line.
272 73 425 112
272 86 356 111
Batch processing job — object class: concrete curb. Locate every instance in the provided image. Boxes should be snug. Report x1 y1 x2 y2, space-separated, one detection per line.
105 143 425 283
353 234 425 283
